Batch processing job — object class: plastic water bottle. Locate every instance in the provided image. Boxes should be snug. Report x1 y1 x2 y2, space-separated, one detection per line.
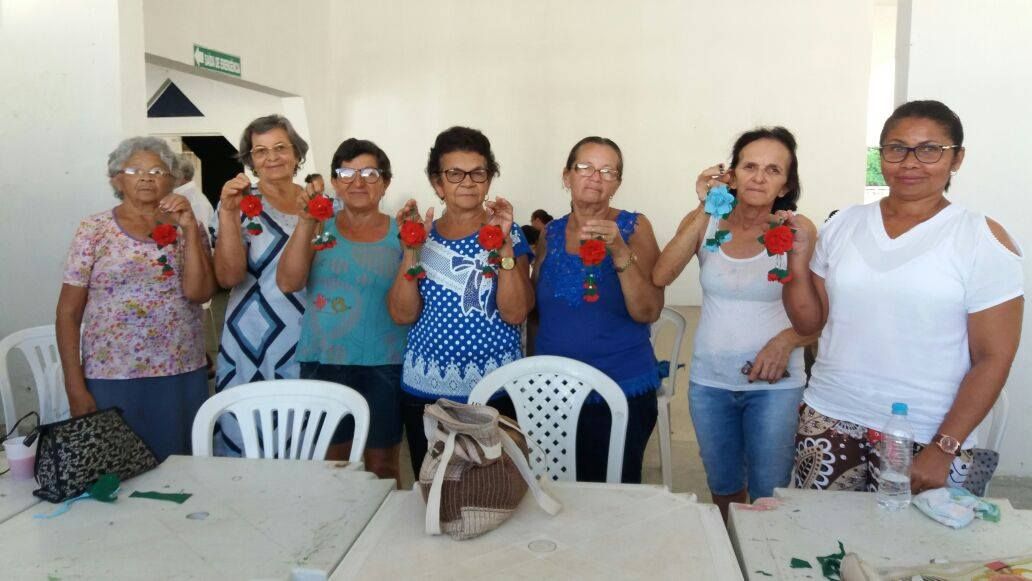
877 402 914 511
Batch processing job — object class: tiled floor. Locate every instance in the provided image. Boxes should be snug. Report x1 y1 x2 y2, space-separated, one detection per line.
206 296 1031 508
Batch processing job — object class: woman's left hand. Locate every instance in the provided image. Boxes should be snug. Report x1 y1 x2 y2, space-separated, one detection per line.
580 219 627 252
910 446 953 494
485 196 514 238
749 334 793 383
159 194 197 228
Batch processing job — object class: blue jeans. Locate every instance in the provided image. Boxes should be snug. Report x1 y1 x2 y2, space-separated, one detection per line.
688 381 803 499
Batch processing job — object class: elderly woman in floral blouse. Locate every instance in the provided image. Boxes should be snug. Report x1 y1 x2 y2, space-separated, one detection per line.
56 136 216 461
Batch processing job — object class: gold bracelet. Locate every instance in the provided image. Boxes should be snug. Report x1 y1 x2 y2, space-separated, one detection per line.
615 252 638 273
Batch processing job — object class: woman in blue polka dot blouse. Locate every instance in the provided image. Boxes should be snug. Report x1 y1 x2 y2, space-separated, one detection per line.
387 126 535 476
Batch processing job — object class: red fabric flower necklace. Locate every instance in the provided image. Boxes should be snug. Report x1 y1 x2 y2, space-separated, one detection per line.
306 193 337 251
477 224 505 278
240 192 263 236
757 219 796 284
149 223 178 279
398 212 428 281
579 238 607 302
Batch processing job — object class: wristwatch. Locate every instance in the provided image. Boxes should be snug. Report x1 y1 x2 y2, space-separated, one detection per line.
499 256 516 271
932 433 961 455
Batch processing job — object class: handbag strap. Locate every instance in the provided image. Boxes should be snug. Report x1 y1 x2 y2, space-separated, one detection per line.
425 430 457 535
497 418 562 516
2 411 39 444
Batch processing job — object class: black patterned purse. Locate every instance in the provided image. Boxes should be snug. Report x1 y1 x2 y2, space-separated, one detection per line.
28 407 158 503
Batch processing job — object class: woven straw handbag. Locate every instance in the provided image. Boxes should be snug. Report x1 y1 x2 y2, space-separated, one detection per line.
419 399 561 540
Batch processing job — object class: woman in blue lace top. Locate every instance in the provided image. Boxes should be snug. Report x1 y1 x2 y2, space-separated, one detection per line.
533 136 664 483
387 126 535 477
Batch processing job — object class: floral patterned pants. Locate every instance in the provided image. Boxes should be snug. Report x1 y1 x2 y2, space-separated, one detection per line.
792 404 972 491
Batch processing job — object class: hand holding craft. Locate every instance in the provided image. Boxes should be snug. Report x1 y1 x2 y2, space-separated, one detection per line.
695 163 731 203
219 172 251 212
484 196 514 238
158 193 197 228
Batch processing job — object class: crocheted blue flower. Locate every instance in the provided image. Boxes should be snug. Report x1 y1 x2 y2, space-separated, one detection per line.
704 184 736 219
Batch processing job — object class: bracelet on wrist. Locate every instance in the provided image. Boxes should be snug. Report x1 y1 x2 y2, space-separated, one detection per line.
615 252 638 273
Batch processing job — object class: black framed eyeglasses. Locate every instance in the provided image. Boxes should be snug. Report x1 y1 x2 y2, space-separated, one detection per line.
442 168 489 184
334 167 383 183
879 144 961 164
573 162 621 182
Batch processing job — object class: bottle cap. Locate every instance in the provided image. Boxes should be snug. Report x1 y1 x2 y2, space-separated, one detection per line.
891 402 908 415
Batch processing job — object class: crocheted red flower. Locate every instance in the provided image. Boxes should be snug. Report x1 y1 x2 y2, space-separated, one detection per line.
150 224 178 248
306 194 334 221
762 224 795 255
399 221 427 247
240 194 263 218
579 239 607 266
477 225 505 251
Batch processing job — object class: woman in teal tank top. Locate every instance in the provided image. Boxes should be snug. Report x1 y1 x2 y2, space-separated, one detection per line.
277 138 408 484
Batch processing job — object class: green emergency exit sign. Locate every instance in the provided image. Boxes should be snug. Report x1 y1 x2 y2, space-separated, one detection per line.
193 44 241 77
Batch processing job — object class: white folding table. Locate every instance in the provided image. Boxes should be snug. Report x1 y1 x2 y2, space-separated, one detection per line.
0 451 42 523
729 487 1032 580
0 455 392 580
334 481 743 580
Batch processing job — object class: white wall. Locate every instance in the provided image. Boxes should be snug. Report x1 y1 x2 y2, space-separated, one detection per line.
142 0 332 185
324 0 872 305
904 0 1032 476
0 0 146 339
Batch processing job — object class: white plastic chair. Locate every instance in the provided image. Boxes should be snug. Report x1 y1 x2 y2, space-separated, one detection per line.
0 325 70 429
650 307 687 490
975 389 1009 454
191 380 370 461
469 355 628 483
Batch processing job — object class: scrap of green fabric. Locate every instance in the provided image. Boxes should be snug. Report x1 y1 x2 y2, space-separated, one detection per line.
816 541 846 580
89 474 120 503
790 557 812 568
130 491 192 504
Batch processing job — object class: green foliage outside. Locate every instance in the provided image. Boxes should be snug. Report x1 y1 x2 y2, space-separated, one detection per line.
866 147 886 187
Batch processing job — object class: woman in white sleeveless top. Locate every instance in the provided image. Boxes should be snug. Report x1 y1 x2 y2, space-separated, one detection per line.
653 127 817 521
782 100 1023 495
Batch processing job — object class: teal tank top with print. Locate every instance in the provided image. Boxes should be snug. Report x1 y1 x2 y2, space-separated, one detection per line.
296 216 408 365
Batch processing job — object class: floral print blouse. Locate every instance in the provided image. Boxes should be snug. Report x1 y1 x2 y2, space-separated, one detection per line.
62 210 207 379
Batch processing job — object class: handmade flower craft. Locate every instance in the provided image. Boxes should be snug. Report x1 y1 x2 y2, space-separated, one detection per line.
579 238 607 303
306 193 337 251
240 193 264 236
149 223 178 279
758 220 796 284
477 224 505 278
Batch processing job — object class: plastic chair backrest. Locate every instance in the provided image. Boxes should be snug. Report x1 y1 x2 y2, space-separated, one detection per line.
973 389 1009 452
469 356 628 483
191 380 370 461
650 307 687 399
0 325 69 428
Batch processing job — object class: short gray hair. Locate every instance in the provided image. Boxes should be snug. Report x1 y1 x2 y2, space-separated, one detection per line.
106 136 177 199
237 115 309 171
176 154 195 181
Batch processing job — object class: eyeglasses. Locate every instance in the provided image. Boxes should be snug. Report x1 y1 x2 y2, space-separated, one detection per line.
879 143 961 164
120 167 172 178
334 167 383 183
442 168 489 184
573 162 620 182
250 143 293 162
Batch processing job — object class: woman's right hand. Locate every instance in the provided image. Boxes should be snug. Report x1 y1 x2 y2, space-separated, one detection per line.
694 163 731 203
67 387 97 417
219 173 251 212
774 210 813 256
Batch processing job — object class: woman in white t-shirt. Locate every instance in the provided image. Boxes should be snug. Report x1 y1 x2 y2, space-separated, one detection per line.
653 127 817 520
782 100 1023 494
